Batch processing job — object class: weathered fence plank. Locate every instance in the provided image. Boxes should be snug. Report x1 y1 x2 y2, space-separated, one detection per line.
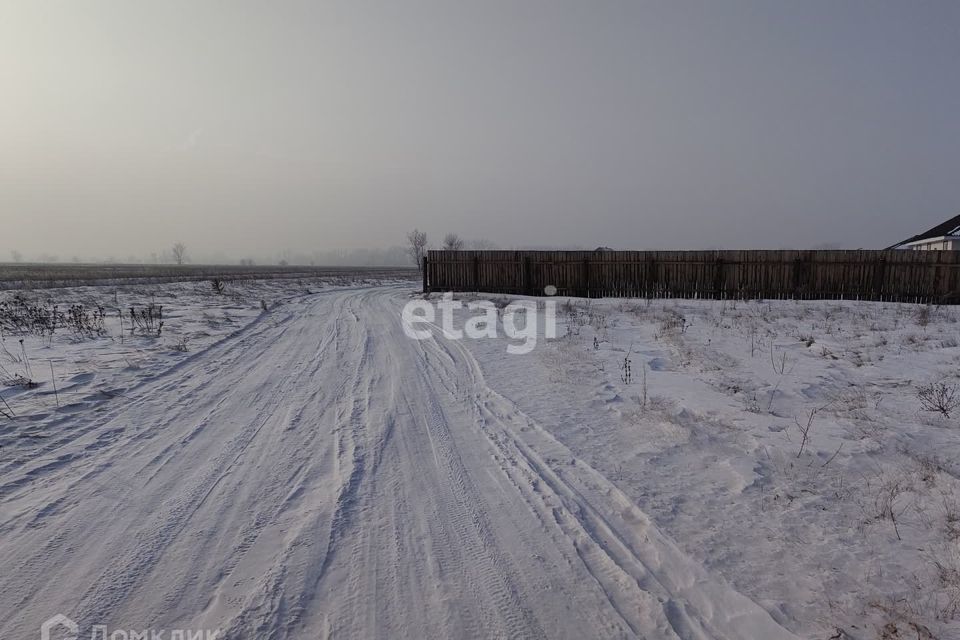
425 250 960 303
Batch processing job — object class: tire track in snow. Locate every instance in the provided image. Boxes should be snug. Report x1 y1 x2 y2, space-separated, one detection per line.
413 308 800 639
2 286 798 639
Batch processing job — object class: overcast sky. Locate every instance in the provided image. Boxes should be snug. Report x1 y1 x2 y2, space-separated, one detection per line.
1 1 958 262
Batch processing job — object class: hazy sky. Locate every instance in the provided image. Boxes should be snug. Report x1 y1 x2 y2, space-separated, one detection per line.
2 1 959 262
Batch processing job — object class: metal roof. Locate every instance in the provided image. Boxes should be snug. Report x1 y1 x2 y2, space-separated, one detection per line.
887 213 960 249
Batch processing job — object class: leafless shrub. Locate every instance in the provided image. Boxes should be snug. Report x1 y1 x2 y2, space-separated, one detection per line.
640 360 647 409
619 345 633 384
917 382 959 419
562 300 589 336
764 345 793 412
0 296 55 336
0 296 107 340
17 338 32 383
74 305 106 336
211 278 226 295
932 554 960 621
793 407 820 458
770 344 791 375
867 474 911 541
129 304 164 337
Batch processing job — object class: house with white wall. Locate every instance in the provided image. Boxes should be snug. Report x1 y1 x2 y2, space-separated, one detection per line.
888 213 960 250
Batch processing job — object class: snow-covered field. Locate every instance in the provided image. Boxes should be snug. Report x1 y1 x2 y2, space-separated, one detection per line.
0 275 400 420
2 280 959 639
466 294 960 639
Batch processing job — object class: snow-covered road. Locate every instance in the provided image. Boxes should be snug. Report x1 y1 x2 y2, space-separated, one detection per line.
0 287 797 639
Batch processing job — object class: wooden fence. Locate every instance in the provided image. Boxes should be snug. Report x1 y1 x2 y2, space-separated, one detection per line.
424 250 960 303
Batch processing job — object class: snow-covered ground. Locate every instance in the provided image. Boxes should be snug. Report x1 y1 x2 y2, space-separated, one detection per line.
461 293 960 639
0 275 401 421
1 281 958 639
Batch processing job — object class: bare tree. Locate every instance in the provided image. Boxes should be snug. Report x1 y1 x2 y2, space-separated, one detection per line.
10 250 22 263
442 233 464 251
171 242 188 265
407 229 428 271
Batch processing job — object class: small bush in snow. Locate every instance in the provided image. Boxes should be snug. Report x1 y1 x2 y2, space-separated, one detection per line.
917 382 959 419
128 304 163 337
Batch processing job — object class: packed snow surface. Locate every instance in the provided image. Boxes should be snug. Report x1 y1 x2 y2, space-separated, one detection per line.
1 280 959 639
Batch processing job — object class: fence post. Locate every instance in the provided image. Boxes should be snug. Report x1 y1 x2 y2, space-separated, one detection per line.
713 256 724 297
792 255 809 298
522 256 533 295
929 254 940 304
873 256 886 301
647 256 658 297
582 257 590 298
422 256 429 294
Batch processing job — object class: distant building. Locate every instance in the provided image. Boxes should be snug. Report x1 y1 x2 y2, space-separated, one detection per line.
888 213 960 250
